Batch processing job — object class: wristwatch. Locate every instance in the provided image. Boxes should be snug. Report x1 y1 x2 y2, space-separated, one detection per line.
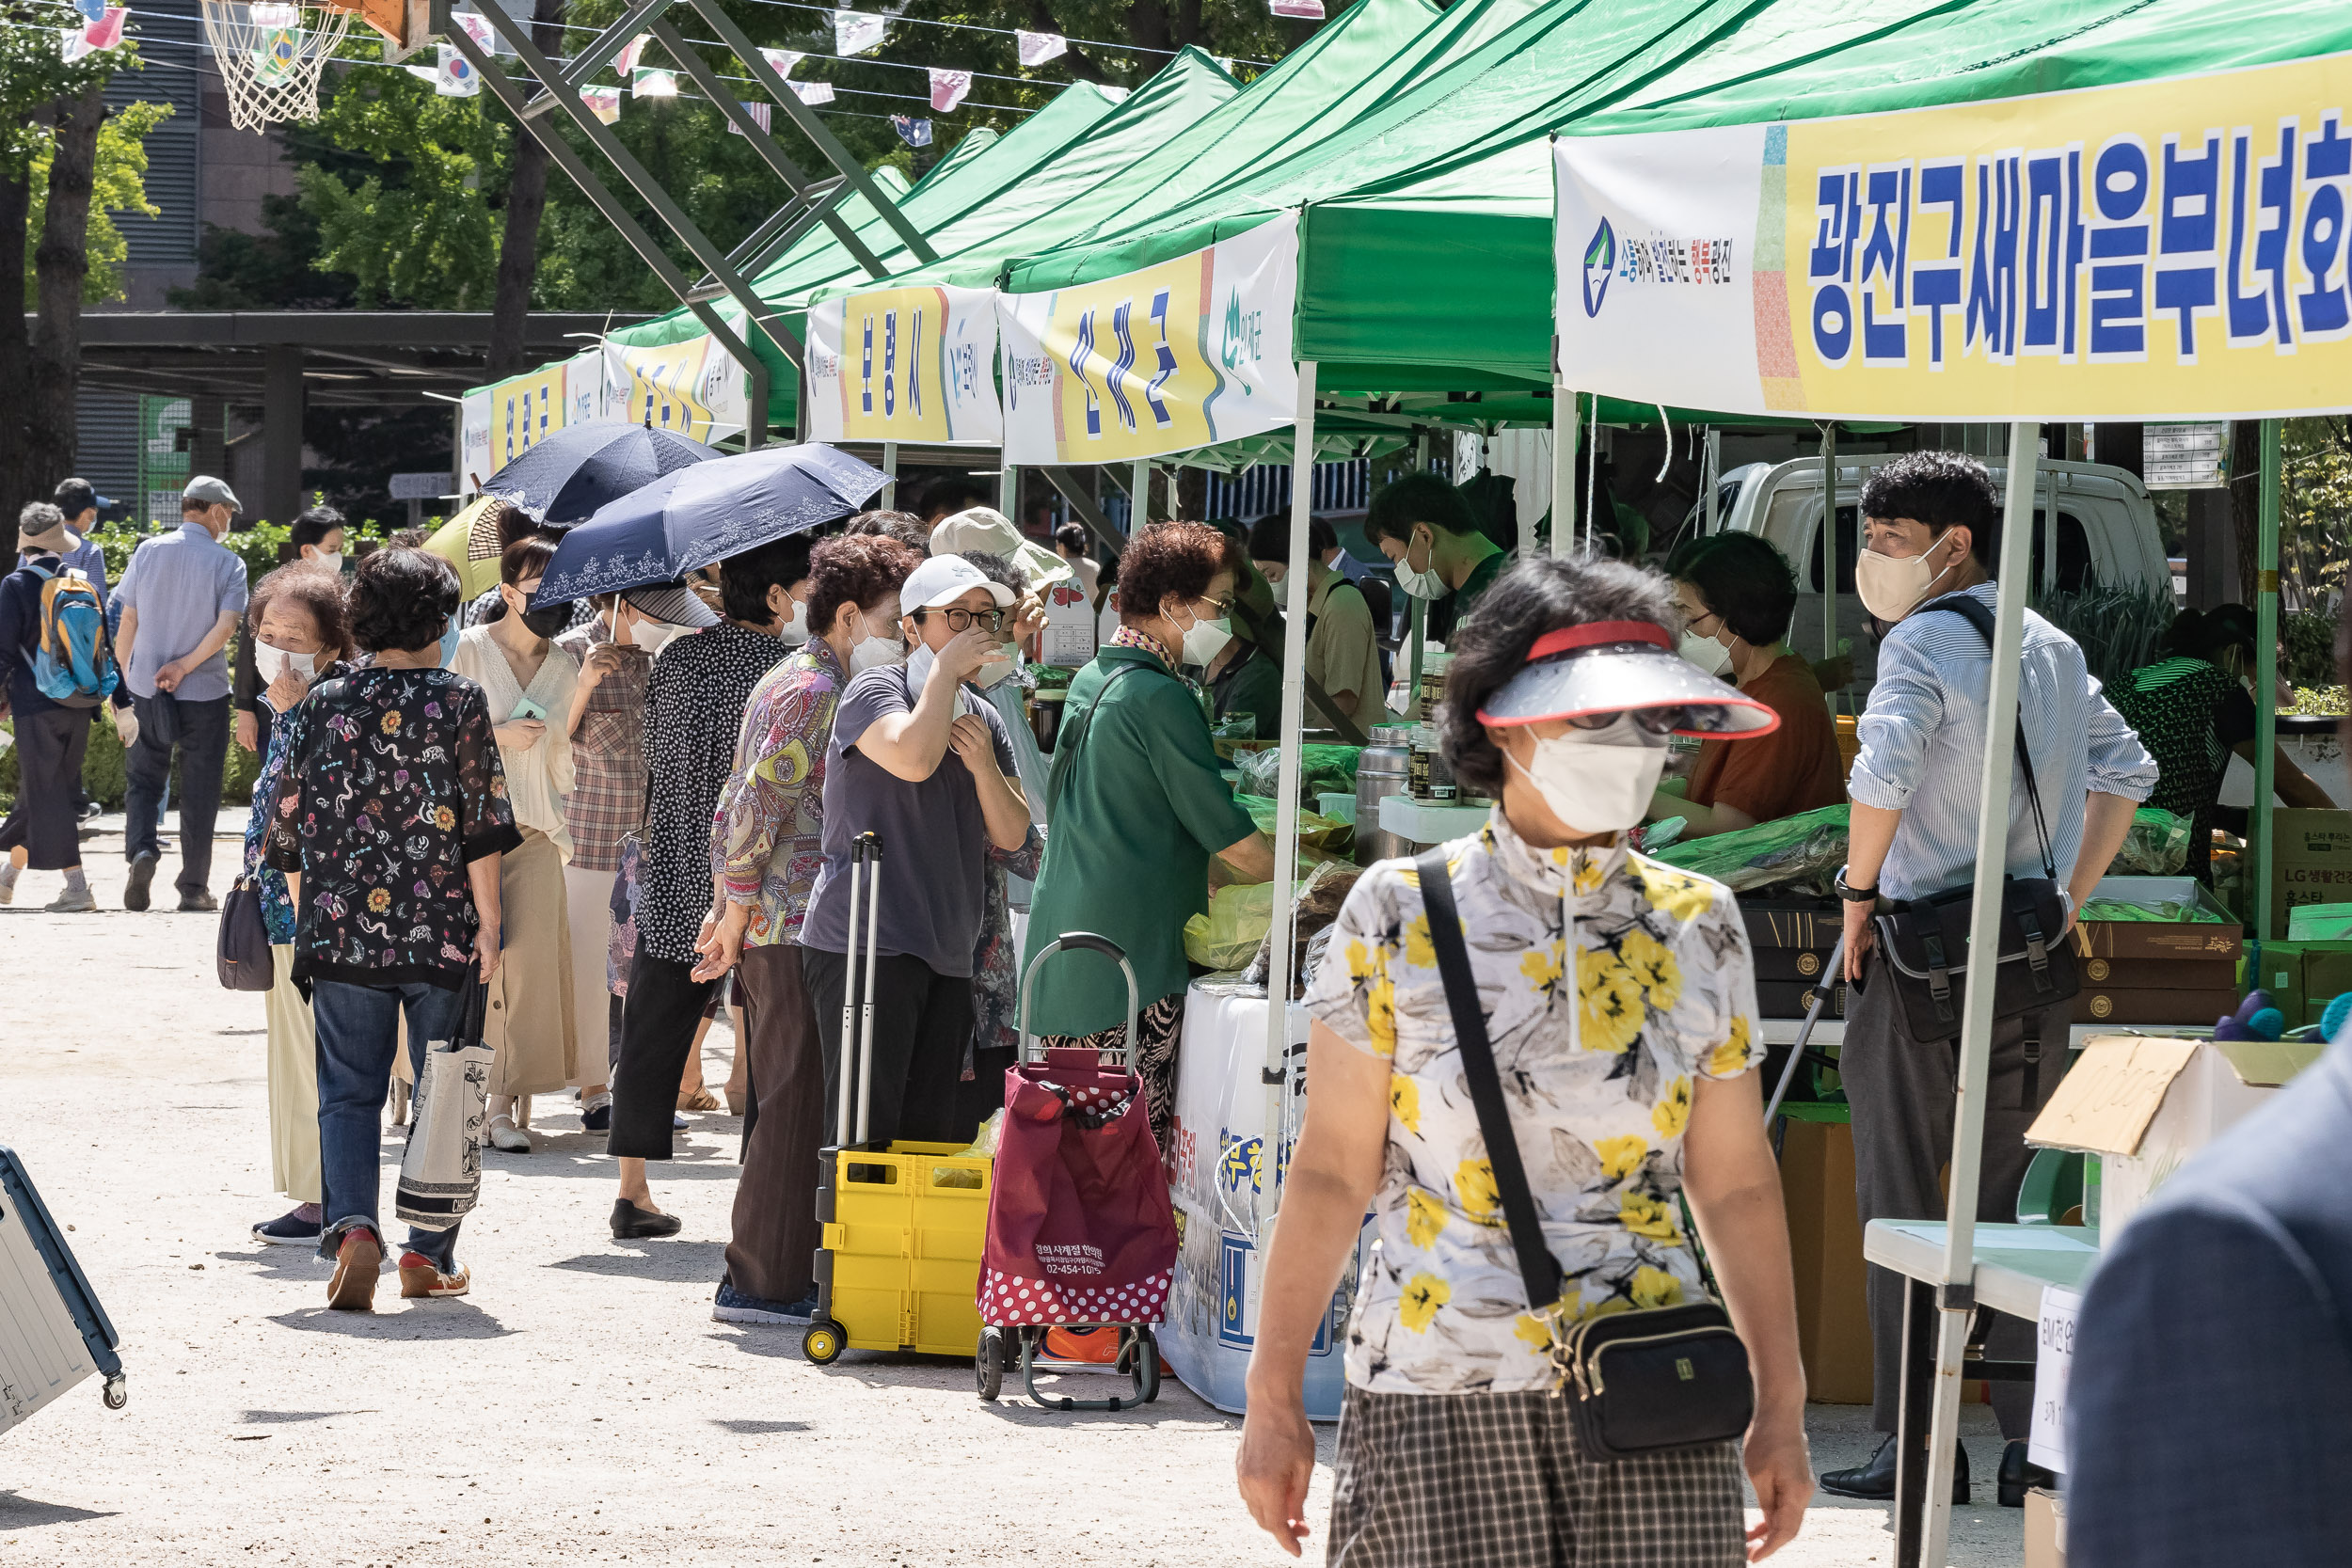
1835 867 1878 904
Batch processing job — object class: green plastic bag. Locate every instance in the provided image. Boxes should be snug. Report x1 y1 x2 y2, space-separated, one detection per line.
1184 878 1327 971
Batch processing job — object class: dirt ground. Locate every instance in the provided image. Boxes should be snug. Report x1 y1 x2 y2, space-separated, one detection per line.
0 841 2026 1567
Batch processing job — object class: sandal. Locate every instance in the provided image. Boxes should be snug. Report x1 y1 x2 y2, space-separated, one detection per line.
677 1085 722 1113
485 1115 532 1153
724 1086 751 1117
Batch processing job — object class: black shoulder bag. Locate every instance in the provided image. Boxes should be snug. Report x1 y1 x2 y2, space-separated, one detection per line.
1415 847 1754 1459
1865 593 2079 1105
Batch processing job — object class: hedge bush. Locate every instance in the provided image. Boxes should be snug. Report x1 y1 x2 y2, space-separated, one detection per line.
0 711 262 815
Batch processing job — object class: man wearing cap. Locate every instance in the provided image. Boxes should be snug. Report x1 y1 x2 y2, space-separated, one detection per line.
112 476 251 911
44 479 112 603
798 554 1032 1153
1821 451 2154 1507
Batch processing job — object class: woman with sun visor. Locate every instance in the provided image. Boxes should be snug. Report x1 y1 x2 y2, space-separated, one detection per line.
1237 554 1813 1567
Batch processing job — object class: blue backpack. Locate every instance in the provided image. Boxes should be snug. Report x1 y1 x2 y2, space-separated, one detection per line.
26 564 118 709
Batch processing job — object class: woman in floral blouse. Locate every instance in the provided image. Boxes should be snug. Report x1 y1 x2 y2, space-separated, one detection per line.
239 563 355 1251
264 546 521 1313
1236 556 1812 1566
693 531 920 1324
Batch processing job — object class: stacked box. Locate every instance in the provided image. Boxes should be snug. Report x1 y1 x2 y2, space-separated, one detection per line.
1743 899 1844 1020
2070 876 2243 1027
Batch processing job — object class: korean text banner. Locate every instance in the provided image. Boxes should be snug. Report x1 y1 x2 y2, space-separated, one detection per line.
807 284 1003 446
605 335 749 442
1554 53 2352 420
999 213 1298 466
492 363 567 471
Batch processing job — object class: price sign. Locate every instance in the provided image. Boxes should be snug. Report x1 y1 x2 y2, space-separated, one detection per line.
2142 421 2230 490
2026 1284 2083 1475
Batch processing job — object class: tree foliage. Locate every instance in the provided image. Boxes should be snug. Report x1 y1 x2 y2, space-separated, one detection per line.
22 98 171 305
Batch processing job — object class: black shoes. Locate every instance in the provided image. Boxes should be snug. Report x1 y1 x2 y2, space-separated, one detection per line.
1998 1439 2056 1508
178 890 216 912
1818 1433 1970 1505
610 1199 681 1240
123 850 158 911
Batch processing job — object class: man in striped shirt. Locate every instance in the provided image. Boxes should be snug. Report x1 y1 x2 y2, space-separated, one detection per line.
1820 451 2154 1508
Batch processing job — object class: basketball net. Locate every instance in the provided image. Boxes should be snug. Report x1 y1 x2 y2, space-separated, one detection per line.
201 1 354 131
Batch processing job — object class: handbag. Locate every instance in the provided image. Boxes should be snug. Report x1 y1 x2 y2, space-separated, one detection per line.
215 875 275 992
1415 848 1754 1460
394 962 493 1229
1864 594 2079 1102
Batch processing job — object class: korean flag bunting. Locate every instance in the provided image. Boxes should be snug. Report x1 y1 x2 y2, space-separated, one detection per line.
437 43 482 97
928 68 970 113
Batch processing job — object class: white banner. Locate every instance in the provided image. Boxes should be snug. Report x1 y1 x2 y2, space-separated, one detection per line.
808 283 1002 446
605 335 750 443
998 213 1299 465
1555 54 2352 420
564 348 605 428
459 389 493 493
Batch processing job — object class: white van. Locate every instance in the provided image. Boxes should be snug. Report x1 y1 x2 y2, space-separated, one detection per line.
1702 454 2171 697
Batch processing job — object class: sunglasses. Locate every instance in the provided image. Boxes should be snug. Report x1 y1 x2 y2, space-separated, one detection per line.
1562 707 1691 736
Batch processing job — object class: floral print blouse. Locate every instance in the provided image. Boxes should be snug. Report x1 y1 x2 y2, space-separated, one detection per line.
713 639 844 947
1302 808 1761 1396
239 661 354 945
262 664 523 991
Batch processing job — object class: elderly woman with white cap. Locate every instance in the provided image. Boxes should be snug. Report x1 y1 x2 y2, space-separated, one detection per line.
796 553 1032 1154
1235 553 1814 1567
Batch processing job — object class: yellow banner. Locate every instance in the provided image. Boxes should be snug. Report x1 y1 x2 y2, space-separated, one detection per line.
492 363 566 469
609 338 719 439
810 283 1002 446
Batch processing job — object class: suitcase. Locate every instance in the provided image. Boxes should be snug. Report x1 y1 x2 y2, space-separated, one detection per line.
0 1147 126 1434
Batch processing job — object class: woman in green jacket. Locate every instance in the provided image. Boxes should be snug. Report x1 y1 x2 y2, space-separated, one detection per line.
1025 521 1278 1142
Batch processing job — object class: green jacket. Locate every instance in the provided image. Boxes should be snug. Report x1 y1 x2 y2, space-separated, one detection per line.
1024 644 1257 1037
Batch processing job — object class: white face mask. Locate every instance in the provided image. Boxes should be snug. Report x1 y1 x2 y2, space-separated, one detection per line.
778 597 811 645
628 618 678 654
1259 563 1287 586
1678 626 1733 679
1392 529 1449 600
1178 605 1233 667
1853 534 1963 623
905 642 938 695
1506 716 1671 835
253 641 318 695
309 551 342 575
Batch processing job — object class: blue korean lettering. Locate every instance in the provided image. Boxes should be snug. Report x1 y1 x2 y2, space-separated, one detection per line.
2225 123 2296 348
2088 135 2152 359
2021 148 2085 356
882 309 898 418
1071 309 1101 437
1810 167 1860 364
1145 289 1177 429
909 308 925 420
2154 133 2220 361
859 314 873 415
1967 152 2022 362
2299 112 2351 338
1911 159 1964 368
1859 164 1910 364
1107 300 1138 433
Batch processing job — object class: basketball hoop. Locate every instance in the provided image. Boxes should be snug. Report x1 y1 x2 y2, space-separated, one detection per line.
201 1 354 130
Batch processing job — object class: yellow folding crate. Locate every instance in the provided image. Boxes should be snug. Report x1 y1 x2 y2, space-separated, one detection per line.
803 1141 992 1364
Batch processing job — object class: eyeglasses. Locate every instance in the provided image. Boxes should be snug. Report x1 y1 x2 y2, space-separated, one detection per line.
1565 707 1687 736
918 607 1007 634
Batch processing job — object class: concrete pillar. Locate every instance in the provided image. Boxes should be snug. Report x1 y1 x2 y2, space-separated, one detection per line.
262 344 306 526
191 396 227 491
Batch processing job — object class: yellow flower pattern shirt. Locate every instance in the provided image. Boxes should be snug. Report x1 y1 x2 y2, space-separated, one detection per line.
1301 808 1761 1395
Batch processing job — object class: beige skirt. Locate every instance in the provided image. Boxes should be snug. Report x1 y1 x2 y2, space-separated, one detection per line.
485 827 579 1098
564 862 618 1088
264 942 322 1202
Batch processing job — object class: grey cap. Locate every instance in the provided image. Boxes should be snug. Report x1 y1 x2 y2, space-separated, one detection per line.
183 475 242 512
618 579 721 629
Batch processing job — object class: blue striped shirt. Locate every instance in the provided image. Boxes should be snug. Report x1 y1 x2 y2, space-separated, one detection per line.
1850 583 2156 902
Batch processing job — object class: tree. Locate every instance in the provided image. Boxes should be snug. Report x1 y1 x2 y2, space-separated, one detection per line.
488 0 568 377
23 99 171 305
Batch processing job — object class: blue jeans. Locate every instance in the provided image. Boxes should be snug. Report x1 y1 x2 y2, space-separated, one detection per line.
311 978 467 1269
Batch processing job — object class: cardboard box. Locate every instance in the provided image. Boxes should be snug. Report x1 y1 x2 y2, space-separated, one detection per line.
2298 942 2352 1025
2287 899 2352 940
2026 1487 2067 1568
2026 1035 2325 1239
2240 937 2315 1025
2072 876 2243 963
1775 1116 1873 1404
2267 808 2352 942
1757 979 1846 1021
2072 987 2241 1026
1743 900 1841 984
2072 955 2237 990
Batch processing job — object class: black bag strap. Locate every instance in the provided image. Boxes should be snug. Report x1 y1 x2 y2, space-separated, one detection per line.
1919 593 2058 880
1044 658 1158 815
1415 847 1563 1313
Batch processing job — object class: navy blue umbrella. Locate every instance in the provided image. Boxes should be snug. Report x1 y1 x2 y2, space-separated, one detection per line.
479 422 723 528
535 442 889 605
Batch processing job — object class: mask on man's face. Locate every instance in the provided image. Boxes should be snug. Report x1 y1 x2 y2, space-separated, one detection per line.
1392 527 1449 600
1853 531 1966 622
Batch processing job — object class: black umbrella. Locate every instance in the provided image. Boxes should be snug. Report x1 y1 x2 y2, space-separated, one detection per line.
478 422 723 528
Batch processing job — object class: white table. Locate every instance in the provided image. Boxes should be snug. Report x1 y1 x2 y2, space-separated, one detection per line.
1376 794 1490 846
1862 1220 2101 1565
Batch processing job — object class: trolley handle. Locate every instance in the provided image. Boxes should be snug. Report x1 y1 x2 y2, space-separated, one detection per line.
1017 931 1141 1069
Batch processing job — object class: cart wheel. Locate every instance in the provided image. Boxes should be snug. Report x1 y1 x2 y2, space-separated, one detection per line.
102 1374 127 1411
803 1319 846 1365
976 1329 1004 1402
1134 1326 1161 1404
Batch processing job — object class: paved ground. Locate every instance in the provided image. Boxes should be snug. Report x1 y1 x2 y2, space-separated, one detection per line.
0 843 2026 1566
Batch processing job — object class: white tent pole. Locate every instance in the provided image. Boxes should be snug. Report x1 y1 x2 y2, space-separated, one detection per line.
1263 358 1318 1230
1133 456 1151 529
882 440 898 509
1917 420 2042 1568
1552 386 1577 559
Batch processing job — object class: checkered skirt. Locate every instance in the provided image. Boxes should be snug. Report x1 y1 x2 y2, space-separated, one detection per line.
1327 1386 1746 1568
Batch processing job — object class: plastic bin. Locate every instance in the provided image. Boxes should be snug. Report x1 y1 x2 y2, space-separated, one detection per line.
805 1141 991 1364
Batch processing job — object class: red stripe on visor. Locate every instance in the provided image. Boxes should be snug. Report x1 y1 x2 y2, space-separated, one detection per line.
1525 621 1674 659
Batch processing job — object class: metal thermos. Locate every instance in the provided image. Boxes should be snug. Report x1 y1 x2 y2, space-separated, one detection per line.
1356 724 1415 864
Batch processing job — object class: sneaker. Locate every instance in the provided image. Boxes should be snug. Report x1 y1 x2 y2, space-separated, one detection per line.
712 1278 815 1325
397 1254 471 1299
45 886 97 913
485 1116 532 1153
326 1227 382 1312
177 890 217 913
672 1110 689 1130
580 1092 612 1132
0 876 15 906
252 1208 323 1246
122 850 158 912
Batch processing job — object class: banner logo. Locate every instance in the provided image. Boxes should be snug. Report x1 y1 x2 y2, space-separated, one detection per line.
1582 217 1616 317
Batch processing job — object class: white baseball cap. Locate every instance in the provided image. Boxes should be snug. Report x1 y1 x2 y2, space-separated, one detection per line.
899 552 1015 617
928 506 1073 593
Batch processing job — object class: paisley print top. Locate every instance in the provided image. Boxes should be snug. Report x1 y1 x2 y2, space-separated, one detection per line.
713 637 845 947
263 664 522 990
1302 808 1761 1395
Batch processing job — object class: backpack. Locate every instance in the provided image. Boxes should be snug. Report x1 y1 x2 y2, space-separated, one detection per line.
25 564 118 709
